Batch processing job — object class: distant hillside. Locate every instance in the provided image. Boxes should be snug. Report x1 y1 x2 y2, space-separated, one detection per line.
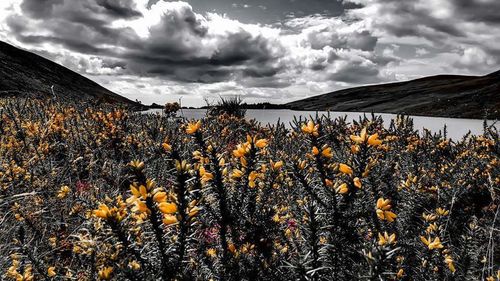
287 71 500 119
0 41 143 108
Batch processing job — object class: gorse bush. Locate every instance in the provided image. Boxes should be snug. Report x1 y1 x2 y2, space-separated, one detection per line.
0 98 499 280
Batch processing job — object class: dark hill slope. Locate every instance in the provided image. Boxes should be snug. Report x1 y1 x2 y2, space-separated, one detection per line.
287 71 500 119
0 41 142 107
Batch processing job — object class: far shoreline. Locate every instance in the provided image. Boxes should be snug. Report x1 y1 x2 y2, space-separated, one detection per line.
144 105 496 121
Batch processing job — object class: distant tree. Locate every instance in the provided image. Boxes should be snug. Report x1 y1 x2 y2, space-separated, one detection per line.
164 102 180 118
206 96 246 118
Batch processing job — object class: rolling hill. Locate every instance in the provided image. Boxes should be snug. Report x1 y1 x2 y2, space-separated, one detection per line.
0 41 143 108
287 71 500 119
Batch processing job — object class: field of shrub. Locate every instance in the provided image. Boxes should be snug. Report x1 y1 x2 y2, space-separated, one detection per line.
0 98 499 280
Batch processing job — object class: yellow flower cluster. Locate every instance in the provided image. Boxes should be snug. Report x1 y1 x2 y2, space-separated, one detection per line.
92 196 127 223
350 127 382 147
6 254 33 281
376 198 397 222
378 232 396 246
301 120 319 137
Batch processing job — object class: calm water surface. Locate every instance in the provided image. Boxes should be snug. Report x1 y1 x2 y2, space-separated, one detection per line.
145 109 496 140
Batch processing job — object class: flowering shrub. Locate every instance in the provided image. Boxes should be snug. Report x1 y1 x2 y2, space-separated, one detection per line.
0 98 499 280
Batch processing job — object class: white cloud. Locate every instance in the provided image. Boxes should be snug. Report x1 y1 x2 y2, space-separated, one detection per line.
415 48 429 57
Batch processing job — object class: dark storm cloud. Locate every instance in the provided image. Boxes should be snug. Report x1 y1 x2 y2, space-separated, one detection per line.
307 28 377 51
453 0 500 24
13 0 144 51
357 0 465 39
20 0 63 18
345 0 500 39
329 63 380 83
21 0 142 19
96 0 143 18
114 3 285 83
147 0 161 8
241 77 292 89
17 34 106 54
7 14 141 55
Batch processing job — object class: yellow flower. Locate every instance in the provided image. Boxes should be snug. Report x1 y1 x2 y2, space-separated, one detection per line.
57 185 70 199
134 200 150 214
48 237 57 247
325 178 334 187
153 192 167 203
378 209 397 222
353 177 362 189
339 163 353 176
350 127 367 144
206 248 217 258
98 266 113 280
301 120 319 136
241 242 255 253
272 213 280 222
47 266 56 277
378 232 396 246
228 243 237 254
232 169 244 178
158 202 177 214
312 146 319 156
420 236 444 250
376 198 397 222
436 207 449 216
219 158 226 166
272 160 284 170
350 128 382 147
298 160 307 170
255 138 268 149
93 204 111 219
376 198 391 210
367 133 382 147
422 213 437 222
162 142 172 152
186 120 201 134
321 147 333 158
426 223 438 234
351 145 360 154
130 184 143 199
163 214 178 225
128 261 141 270
444 254 456 273
188 206 200 217
396 268 404 279
129 160 145 171
233 144 249 158
175 160 189 172
248 171 259 183
241 157 248 167
139 185 148 199
336 183 349 194
189 199 198 209
199 166 214 184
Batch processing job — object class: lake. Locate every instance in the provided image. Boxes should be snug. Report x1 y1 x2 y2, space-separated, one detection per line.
144 109 496 140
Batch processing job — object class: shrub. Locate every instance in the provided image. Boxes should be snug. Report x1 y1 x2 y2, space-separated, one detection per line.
163 102 180 118
206 96 246 118
0 98 498 280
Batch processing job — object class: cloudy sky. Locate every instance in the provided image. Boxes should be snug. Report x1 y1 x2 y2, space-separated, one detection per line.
1 0 499 106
